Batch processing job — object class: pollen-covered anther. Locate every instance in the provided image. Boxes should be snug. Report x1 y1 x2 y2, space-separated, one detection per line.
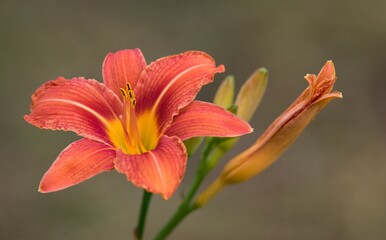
123 83 136 108
119 87 136 108
127 89 136 108
119 88 127 99
128 90 134 99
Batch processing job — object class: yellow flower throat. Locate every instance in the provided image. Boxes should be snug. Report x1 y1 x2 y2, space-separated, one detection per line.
107 83 159 155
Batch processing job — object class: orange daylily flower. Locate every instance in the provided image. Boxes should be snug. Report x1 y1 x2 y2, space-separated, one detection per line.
24 49 252 199
196 61 342 205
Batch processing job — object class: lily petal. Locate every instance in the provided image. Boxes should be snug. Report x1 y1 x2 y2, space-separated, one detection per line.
114 135 187 199
24 77 122 144
165 101 253 141
39 138 116 193
135 51 225 135
289 61 337 109
102 49 147 97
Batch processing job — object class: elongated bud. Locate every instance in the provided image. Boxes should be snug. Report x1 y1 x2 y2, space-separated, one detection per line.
184 77 235 157
195 61 342 206
235 68 268 121
211 69 268 156
213 75 235 109
210 69 268 156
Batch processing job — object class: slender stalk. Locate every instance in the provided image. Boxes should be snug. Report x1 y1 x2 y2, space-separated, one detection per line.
154 138 227 239
135 190 153 240
153 173 204 240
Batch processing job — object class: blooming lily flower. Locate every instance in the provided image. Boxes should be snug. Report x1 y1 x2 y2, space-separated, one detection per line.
196 61 342 206
24 49 252 199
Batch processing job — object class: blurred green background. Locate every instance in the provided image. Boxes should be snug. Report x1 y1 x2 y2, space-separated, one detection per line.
1 0 385 239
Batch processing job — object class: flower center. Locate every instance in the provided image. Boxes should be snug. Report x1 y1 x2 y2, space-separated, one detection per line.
107 84 160 155
118 83 147 154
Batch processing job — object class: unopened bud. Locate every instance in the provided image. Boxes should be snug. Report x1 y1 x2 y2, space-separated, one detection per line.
184 137 204 157
213 75 235 109
235 68 268 121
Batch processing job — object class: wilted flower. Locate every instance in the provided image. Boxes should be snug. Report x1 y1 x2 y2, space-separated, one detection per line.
196 61 342 205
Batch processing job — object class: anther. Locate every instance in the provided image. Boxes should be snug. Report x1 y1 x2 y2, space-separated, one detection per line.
127 83 132 91
119 88 127 99
132 99 136 106
128 90 135 99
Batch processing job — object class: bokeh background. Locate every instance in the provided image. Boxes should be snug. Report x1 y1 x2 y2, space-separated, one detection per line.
1 0 385 239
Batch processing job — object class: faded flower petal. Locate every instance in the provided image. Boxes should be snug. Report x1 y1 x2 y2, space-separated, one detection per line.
165 101 252 141
39 138 116 193
114 136 187 199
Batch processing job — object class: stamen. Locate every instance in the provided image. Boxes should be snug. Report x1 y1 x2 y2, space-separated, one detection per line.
119 84 145 154
126 89 136 108
119 88 127 99
128 90 135 99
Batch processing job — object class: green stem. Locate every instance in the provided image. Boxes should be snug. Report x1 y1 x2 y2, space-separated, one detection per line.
135 190 153 240
154 138 226 240
153 173 204 240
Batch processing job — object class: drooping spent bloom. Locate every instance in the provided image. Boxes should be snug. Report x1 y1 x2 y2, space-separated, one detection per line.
196 61 342 206
24 49 252 199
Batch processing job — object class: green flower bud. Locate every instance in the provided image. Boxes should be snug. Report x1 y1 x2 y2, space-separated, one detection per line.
235 68 268 121
184 137 204 157
213 75 235 109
